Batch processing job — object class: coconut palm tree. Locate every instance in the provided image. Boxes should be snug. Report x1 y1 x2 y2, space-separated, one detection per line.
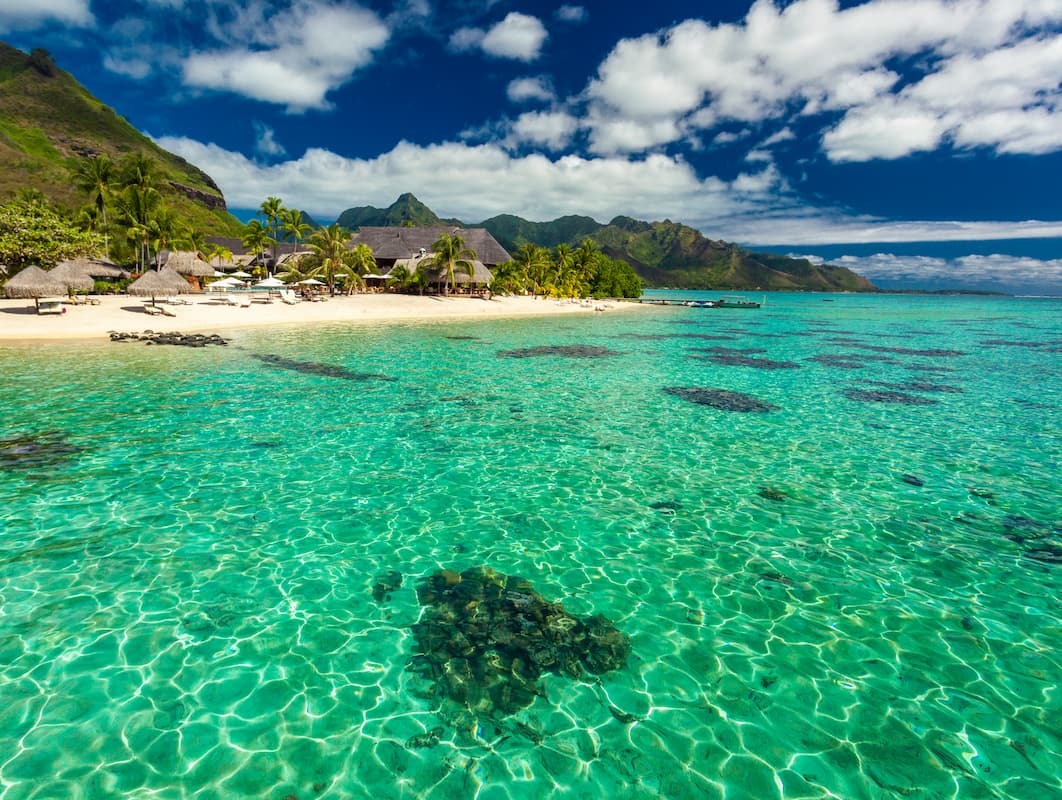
281 208 312 254
342 242 377 294
307 223 351 295
513 242 552 297
119 152 159 191
71 155 115 258
429 232 476 295
241 219 270 278
116 185 160 271
259 196 284 274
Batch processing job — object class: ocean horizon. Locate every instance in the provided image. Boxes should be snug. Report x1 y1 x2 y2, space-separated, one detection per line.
1 292 1058 799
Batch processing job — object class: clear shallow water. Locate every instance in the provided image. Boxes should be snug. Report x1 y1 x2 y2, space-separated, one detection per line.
0 292 1059 800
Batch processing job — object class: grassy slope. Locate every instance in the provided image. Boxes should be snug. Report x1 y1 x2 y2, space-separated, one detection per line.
0 43 242 236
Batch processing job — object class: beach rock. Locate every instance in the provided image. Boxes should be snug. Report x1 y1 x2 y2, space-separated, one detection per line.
496 345 622 359
110 331 229 347
409 566 629 716
663 387 779 412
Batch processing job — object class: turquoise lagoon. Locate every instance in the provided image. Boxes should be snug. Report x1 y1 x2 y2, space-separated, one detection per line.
0 292 1058 799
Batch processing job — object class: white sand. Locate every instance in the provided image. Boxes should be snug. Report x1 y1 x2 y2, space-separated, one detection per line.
0 293 642 341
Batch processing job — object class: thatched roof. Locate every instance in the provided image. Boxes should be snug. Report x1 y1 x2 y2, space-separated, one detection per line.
47 261 96 292
352 226 511 265
55 256 129 280
127 268 190 297
3 265 67 298
158 250 215 277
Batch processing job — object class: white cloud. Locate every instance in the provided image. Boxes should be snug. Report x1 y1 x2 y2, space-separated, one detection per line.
824 252 1062 292
182 2 390 111
507 76 555 103
253 122 287 158
152 135 778 227
0 0 92 31
452 12 548 61
581 0 1062 157
509 111 579 150
555 5 587 24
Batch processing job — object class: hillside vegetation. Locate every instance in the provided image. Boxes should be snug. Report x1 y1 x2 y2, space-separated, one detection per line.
0 43 240 236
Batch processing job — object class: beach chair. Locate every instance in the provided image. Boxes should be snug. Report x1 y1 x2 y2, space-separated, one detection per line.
224 294 240 306
280 289 298 305
143 304 164 316
238 295 252 308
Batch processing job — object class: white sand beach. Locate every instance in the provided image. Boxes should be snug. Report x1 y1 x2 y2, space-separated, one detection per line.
0 293 641 341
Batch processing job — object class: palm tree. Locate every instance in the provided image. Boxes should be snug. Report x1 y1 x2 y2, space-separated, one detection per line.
429 232 476 295
116 185 160 271
119 152 159 191
150 207 179 267
72 155 114 258
281 208 312 254
204 243 233 269
241 219 270 278
513 242 552 297
259 196 284 274
307 224 352 295
343 242 377 294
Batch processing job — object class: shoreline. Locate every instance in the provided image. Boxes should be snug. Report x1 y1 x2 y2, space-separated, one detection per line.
0 293 643 342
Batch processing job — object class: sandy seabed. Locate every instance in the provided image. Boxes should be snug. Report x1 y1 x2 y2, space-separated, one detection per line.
0 293 642 341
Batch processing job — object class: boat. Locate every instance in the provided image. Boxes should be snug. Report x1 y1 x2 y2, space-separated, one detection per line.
715 295 763 309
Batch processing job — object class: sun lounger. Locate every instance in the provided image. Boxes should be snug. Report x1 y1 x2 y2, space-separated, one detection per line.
143 304 164 315
280 289 298 305
238 295 252 308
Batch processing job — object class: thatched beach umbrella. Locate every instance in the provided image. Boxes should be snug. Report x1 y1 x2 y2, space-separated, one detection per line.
163 251 215 278
47 261 95 293
55 256 129 280
127 268 190 305
3 265 68 312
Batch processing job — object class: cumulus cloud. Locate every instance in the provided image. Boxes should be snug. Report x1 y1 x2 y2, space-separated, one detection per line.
182 2 390 111
152 135 783 226
582 0 1062 157
821 252 1062 293
555 5 587 23
507 76 555 103
508 111 579 151
451 12 548 61
0 0 93 31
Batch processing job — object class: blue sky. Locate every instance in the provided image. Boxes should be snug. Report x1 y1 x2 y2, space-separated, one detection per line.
3 0 1062 293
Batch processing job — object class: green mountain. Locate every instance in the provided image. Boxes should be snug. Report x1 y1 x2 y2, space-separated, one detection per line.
0 43 240 236
478 211 873 291
336 192 460 230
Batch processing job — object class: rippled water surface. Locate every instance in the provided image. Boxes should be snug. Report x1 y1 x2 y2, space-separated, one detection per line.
0 293 1059 799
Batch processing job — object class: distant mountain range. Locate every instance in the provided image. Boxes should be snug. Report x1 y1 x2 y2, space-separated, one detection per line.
332 194 876 292
0 42 240 236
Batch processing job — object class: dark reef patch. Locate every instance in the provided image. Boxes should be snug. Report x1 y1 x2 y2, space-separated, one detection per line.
808 354 869 369
864 381 964 394
663 386 779 412
253 353 395 381
497 345 622 359
649 499 683 512
372 570 403 602
695 352 802 369
843 389 937 405
901 474 925 487
0 432 83 471
444 335 481 341
853 345 966 358
409 566 629 716
691 346 768 355
617 333 737 341
758 486 787 502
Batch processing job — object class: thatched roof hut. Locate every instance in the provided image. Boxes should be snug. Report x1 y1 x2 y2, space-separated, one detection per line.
47 262 95 293
3 265 68 311
55 256 129 280
391 254 494 288
127 268 190 301
352 226 511 267
157 250 215 277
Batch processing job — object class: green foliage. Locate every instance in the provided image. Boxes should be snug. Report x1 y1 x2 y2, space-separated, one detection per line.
306 223 353 294
0 199 103 272
491 238 641 299
429 233 476 294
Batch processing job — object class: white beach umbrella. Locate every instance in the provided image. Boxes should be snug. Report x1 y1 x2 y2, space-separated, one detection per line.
255 277 286 288
296 279 325 285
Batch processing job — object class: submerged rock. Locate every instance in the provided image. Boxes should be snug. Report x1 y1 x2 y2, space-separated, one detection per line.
0 432 83 470
496 345 621 359
695 352 802 370
843 389 937 406
758 486 787 502
372 570 403 602
409 566 629 716
663 386 779 412
901 474 925 487
253 353 394 381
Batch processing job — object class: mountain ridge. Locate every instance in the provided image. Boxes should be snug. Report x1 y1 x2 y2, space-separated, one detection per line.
333 194 876 291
